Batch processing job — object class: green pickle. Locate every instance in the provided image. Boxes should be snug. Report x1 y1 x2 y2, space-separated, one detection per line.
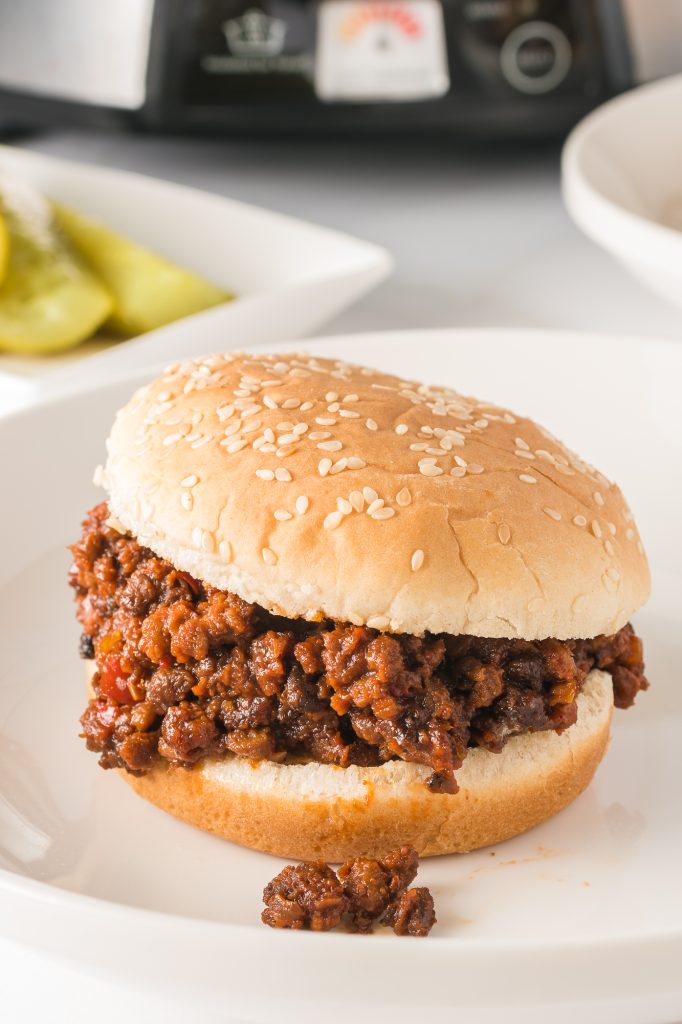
0 179 112 354
53 203 232 336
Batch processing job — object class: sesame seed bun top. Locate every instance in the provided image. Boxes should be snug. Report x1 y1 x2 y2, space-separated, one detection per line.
100 351 650 640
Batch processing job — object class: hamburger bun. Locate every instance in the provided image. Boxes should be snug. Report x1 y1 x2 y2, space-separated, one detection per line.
102 352 649 640
86 663 612 859
89 351 648 858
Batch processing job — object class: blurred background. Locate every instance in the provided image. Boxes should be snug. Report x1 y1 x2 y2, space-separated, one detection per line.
0 0 681 349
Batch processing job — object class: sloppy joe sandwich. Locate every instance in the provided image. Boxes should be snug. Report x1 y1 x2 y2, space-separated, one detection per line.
69 352 649 859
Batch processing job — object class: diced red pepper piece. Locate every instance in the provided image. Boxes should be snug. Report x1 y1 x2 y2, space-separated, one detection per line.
98 655 134 704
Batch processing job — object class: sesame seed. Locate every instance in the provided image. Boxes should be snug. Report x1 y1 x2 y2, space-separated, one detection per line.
263 396 278 410
515 437 530 451
339 409 360 419
256 469 274 481
290 369 309 378
219 540 232 561
242 419 261 435
372 508 395 520
366 498 384 515
366 418 378 431
324 510 343 530
293 423 308 435
454 455 467 468
606 565 620 581
367 616 389 631
276 421 294 432
260 443 276 454
156 390 171 402
240 404 261 418
190 435 211 449
278 433 298 445
396 487 412 507
222 421 242 438
498 524 511 544
329 459 348 475
282 398 301 410
296 495 309 515
363 487 378 503
604 540 615 556
602 573 616 593
426 447 445 456
180 492 193 511
337 497 352 515
225 439 247 454
411 549 424 572
515 450 535 460
519 474 537 484
181 475 198 487
535 450 553 462
327 402 340 413
325 392 338 402
316 417 336 426
467 464 484 475
318 440 343 452
275 468 292 482
410 443 429 452
217 404 235 421
276 446 295 458
591 520 603 539
544 507 562 521
349 490 365 512
608 522 617 535
626 527 635 540
274 509 292 521
395 424 409 435
309 431 331 441
318 458 332 477
163 432 183 447
262 547 277 565
420 464 444 477
594 491 605 507
573 515 587 527
450 467 466 478
344 394 359 402
346 457 366 470
300 402 314 412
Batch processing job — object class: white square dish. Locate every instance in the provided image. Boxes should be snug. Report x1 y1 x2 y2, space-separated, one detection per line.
0 145 392 413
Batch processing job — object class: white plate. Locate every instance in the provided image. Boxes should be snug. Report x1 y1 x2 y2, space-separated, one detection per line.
1 329 680 1024
561 74 682 311
0 146 391 413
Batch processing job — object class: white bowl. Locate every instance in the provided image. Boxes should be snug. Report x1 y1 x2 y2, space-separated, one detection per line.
562 74 682 311
0 146 392 413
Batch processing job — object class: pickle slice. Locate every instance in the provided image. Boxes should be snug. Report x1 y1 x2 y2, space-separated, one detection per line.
53 204 233 336
0 176 112 354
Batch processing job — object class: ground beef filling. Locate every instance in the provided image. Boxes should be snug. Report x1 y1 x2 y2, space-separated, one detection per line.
261 845 435 935
70 503 648 793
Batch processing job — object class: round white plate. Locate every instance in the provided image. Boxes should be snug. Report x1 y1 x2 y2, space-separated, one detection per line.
562 74 682 311
1 330 680 1024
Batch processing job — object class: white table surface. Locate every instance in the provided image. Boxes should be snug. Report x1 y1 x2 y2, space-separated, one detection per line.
2 129 681 1024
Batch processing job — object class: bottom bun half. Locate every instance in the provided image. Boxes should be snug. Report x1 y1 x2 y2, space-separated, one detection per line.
86 666 612 860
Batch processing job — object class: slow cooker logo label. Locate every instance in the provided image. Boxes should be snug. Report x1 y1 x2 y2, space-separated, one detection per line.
222 8 287 58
